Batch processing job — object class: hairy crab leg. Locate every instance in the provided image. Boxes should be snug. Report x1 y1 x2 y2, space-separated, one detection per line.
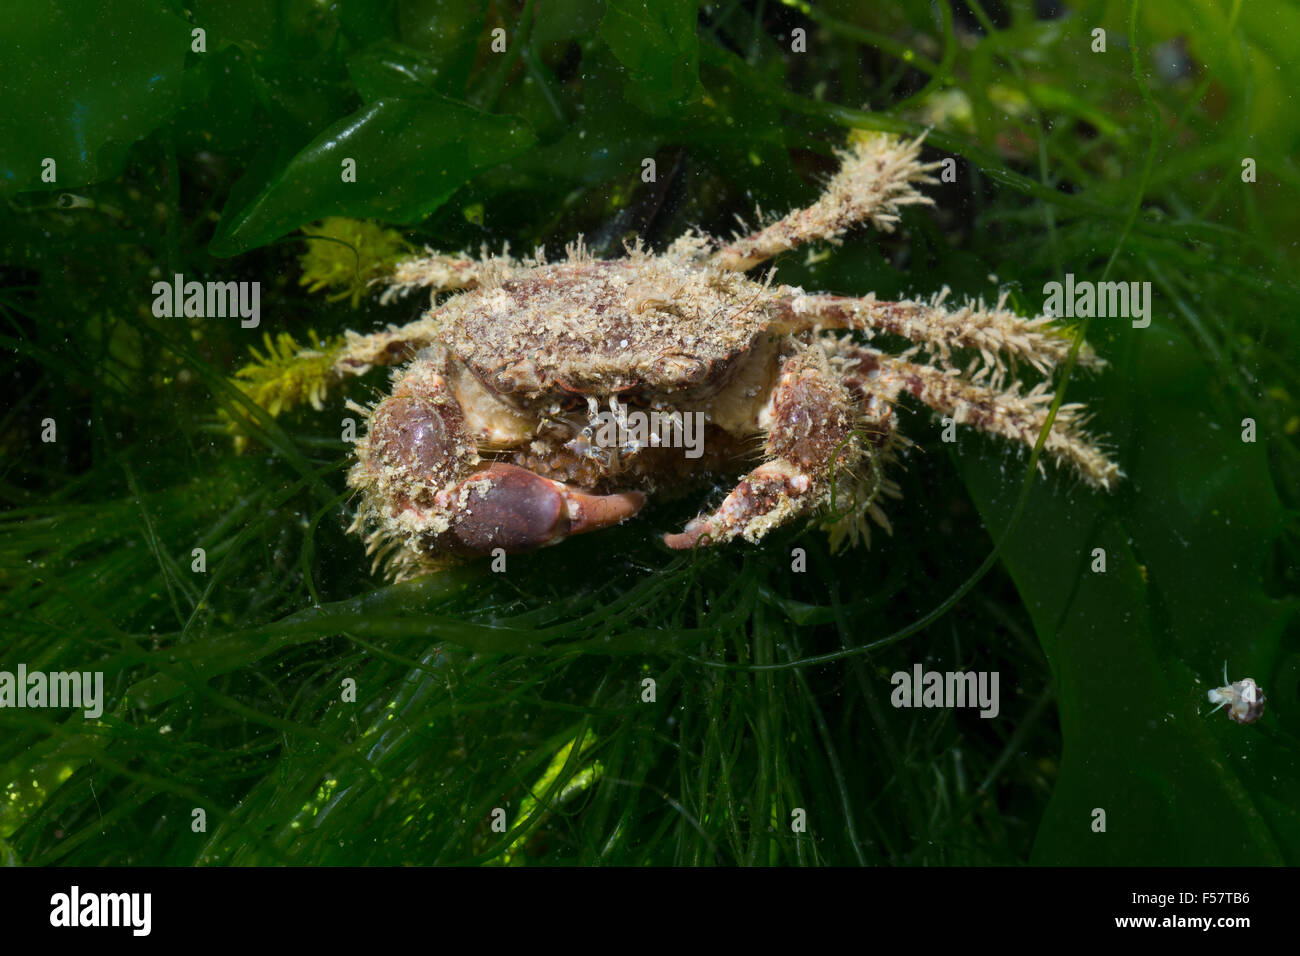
833 342 1121 490
329 316 448 378
712 133 939 272
239 247 524 424
664 350 883 550
244 247 521 418
376 245 520 304
768 288 1103 377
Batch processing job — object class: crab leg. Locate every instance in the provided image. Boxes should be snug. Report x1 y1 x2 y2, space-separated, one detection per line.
377 246 518 304
768 288 1102 377
835 343 1121 490
254 249 521 405
325 316 447 378
712 134 938 271
664 350 882 549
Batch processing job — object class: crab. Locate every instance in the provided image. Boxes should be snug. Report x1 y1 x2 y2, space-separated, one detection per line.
258 133 1120 580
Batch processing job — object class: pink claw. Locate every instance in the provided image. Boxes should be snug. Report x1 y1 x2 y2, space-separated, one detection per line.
663 520 711 550
442 463 644 555
663 465 809 550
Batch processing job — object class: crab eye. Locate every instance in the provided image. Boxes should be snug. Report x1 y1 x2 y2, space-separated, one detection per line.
652 353 709 384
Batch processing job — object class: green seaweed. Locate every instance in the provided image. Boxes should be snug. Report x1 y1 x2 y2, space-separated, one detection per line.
1 0 1296 865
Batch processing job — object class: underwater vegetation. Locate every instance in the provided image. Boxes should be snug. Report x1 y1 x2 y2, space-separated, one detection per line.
1 0 1297 865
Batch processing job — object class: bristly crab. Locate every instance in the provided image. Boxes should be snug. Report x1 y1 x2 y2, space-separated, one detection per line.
251 133 1120 580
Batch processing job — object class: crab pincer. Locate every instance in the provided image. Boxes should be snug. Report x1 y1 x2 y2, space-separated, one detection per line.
437 463 644 555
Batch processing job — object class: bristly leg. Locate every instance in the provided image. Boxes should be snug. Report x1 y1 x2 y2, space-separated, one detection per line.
664 348 882 549
375 244 524 304
277 246 528 399
712 133 941 272
770 287 1104 379
830 340 1121 490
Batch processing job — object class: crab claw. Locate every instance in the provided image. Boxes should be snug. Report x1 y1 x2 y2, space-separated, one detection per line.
440 462 644 555
664 462 811 550
663 518 713 551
